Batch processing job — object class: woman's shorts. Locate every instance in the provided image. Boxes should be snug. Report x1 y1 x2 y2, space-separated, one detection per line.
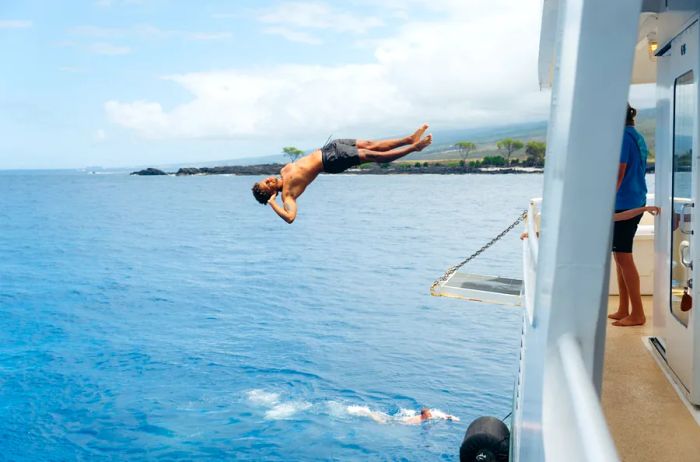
612 209 643 253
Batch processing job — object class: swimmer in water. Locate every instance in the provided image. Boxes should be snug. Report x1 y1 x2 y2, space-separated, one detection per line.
400 407 460 425
352 406 459 425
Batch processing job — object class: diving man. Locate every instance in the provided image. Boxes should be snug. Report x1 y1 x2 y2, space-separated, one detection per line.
251 124 432 223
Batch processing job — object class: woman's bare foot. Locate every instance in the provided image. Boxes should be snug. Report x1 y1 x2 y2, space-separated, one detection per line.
415 134 432 151
608 310 629 320
409 124 430 144
612 315 646 327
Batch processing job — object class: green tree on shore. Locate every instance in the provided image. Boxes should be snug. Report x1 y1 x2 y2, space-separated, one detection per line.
455 141 477 170
496 138 524 165
282 146 304 163
525 141 546 167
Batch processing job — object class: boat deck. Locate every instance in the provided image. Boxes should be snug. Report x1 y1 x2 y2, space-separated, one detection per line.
602 296 700 462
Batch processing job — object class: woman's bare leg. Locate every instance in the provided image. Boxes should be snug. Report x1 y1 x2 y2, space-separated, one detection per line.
359 134 432 163
609 259 630 320
356 123 429 152
612 252 646 326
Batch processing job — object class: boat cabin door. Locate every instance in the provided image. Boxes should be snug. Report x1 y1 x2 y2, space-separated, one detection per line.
657 20 700 403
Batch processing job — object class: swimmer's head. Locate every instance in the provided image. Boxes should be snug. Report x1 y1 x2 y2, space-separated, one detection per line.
420 408 432 420
252 176 281 204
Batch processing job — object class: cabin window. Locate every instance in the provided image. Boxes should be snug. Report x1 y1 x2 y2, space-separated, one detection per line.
670 70 695 327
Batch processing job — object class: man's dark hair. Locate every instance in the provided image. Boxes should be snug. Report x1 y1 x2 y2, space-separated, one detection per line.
252 182 272 204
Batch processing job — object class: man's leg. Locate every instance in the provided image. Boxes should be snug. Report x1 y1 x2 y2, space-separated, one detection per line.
356 124 429 152
612 252 646 326
608 257 630 320
359 134 432 163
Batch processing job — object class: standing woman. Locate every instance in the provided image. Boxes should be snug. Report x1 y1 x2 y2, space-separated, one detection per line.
609 104 649 326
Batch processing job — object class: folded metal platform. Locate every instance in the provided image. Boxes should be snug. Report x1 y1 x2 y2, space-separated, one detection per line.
431 272 522 306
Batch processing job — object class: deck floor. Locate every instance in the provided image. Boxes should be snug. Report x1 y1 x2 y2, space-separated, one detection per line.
602 296 700 462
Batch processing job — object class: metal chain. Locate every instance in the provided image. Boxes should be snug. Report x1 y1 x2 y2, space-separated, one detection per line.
430 209 528 295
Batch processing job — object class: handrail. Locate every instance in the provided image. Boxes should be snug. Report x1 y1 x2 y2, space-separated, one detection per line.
556 333 619 462
522 198 541 324
527 199 540 263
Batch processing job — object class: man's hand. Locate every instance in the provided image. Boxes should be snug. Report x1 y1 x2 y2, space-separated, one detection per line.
267 192 277 204
267 194 297 224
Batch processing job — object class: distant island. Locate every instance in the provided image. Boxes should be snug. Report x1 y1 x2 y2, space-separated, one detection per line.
131 162 545 176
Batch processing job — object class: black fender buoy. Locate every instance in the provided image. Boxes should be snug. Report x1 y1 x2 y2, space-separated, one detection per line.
459 416 510 462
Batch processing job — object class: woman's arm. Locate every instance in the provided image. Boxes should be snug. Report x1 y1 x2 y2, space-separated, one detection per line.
613 206 659 222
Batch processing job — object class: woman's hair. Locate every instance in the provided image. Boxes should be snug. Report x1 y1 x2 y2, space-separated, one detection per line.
626 103 637 125
252 182 272 204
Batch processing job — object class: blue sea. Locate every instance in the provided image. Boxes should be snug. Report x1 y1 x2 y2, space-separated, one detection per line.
0 171 543 461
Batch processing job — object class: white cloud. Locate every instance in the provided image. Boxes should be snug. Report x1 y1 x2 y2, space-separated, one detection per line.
185 32 233 41
263 26 321 45
106 0 549 141
0 20 32 29
259 2 384 34
71 24 231 42
71 25 126 38
90 42 131 55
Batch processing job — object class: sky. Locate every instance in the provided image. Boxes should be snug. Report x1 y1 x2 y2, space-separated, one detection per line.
0 0 652 169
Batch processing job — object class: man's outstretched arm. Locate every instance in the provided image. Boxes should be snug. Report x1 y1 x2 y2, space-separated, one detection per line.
268 194 297 224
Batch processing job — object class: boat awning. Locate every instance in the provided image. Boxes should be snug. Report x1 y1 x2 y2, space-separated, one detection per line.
538 0 659 88
431 272 522 307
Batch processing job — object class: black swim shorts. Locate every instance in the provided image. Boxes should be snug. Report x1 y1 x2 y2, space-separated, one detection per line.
612 209 643 253
321 139 361 174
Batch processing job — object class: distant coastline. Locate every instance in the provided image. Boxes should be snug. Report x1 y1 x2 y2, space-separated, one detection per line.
131 160 656 176
131 163 546 176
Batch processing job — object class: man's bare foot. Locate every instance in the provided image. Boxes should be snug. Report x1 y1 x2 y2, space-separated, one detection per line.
409 123 430 144
415 134 432 151
608 310 629 320
612 315 646 327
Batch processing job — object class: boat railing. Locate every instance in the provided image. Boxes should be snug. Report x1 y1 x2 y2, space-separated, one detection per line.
545 333 619 461
522 198 541 323
527 198 541 263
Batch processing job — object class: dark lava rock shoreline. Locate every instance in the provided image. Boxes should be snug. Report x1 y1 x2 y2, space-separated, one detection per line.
131 164 547 176
131 162 655 176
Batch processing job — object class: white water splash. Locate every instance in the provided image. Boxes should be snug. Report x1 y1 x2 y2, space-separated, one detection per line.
429 409 450 420
265 401 312 420
246 389 280 406
246 389 311 420
394 408 418 418
343 404 458 424
247 391 458 423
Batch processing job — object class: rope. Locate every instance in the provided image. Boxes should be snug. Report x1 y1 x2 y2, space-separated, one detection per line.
430 210 528 295
321 133 333 149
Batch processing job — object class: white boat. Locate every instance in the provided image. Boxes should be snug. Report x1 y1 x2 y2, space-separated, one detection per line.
438 1 700 460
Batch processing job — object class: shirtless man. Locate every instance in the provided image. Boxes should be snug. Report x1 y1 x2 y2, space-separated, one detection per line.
251 124 432 223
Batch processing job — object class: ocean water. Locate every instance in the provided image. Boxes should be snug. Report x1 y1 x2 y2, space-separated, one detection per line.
0 171 543 461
